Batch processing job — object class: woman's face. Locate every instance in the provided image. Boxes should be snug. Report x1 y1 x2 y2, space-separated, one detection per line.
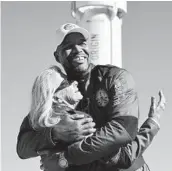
55 80 83 105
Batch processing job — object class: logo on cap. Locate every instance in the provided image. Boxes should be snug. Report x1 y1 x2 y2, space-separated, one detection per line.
63 24 76 31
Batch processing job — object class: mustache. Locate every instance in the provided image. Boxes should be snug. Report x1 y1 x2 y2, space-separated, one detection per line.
70 53 87 58
68 51 89 59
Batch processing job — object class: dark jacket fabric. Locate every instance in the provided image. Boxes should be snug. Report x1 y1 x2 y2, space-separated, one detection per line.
39 118 159 171
65 65 139 165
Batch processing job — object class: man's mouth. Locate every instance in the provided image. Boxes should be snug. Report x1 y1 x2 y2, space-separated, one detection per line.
72 56 86 64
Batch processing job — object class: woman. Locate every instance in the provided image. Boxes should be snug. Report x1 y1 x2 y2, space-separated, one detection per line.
29 65 89 130
29 65 166 171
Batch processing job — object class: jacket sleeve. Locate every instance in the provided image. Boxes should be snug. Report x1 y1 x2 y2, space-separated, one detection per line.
107 118 160 168
16 115 57 159
65 70 139 165
124 118 160 164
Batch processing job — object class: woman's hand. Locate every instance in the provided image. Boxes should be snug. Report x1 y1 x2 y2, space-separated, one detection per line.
148 90 166 126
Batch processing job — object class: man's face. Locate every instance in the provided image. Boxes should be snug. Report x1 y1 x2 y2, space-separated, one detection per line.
57 33 90 73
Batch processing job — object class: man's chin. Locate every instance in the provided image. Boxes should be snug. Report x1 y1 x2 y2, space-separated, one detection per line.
73 63 89 73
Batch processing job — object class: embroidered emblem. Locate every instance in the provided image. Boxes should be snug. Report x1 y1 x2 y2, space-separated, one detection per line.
96 89 109 107
64 24 76 30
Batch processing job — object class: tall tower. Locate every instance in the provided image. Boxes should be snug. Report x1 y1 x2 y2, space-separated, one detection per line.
71 1 127 67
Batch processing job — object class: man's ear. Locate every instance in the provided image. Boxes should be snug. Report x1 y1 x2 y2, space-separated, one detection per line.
54 51 60 62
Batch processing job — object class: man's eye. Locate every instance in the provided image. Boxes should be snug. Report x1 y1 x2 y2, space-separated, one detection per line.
79 42 87 46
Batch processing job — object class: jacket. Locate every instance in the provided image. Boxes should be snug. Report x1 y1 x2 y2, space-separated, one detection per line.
65 65 139 165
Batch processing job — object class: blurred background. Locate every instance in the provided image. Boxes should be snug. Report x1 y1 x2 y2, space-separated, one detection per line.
1 1 172 171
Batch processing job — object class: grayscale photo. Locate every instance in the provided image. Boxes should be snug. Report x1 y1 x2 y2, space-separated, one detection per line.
1 1 172 171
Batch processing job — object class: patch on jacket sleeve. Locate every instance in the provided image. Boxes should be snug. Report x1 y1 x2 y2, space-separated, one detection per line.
110 70 136 107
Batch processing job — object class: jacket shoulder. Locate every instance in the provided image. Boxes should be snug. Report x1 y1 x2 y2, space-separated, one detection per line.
92 64 126 78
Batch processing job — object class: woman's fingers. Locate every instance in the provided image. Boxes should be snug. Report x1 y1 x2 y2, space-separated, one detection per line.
149 90 166 118
151 96 156 110
157 90 166 111
148 90 166 127
149 96 156 117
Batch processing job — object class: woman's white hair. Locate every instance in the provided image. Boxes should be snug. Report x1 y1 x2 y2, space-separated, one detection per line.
29 65 67 130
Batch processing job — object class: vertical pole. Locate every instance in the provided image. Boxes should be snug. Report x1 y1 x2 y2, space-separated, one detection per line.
71 1 127 68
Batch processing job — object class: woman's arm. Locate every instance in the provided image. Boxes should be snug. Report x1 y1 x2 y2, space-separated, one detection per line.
103 91 166 169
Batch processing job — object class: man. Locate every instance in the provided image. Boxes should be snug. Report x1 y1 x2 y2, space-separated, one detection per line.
17 23 166 171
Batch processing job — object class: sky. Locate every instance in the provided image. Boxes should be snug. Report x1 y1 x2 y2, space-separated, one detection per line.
1 1 172 171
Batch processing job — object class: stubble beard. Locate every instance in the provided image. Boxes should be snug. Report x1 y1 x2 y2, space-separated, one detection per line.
65 61 90 80
73 62 89 73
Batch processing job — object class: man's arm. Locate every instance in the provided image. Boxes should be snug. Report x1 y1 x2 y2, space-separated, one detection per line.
64 69 139 165
16 114 95 159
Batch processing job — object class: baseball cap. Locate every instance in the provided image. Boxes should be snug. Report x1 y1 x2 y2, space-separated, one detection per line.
56 23 89 46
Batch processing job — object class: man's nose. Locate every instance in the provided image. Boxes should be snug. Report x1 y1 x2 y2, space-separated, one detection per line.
73 45 82 53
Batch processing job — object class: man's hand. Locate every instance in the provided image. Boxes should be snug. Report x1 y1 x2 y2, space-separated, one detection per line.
148 90 166 125
52 114 96 143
